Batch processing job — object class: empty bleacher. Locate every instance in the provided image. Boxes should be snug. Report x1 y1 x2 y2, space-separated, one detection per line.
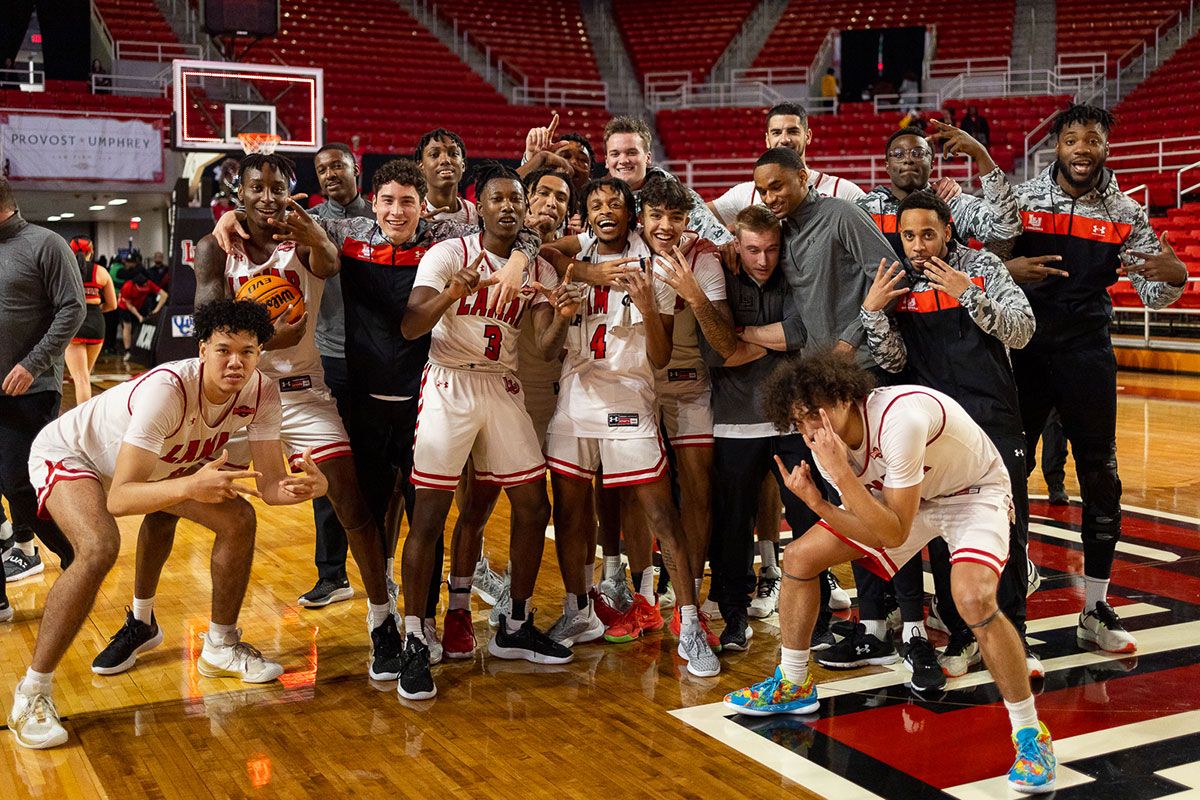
1057 0 1193 74
612 0 756 85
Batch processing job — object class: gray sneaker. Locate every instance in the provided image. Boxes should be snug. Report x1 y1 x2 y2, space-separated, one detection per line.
472 556 510 607
599 573 634 614
547 602 605 647
677 628 720 677
4 547 44 582
487 584 511 628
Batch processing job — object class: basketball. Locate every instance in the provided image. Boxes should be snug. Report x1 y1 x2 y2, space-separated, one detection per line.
235 273 305 324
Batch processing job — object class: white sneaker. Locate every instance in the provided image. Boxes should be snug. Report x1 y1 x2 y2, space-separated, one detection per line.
423 619 444 665
677 628 721 677
926 595 951 635
1026 646 1044 679
599 573 634 614
748 573 780 619
825 571 851 611
8 689 68 749
658 582 676 610
699 598 722 620
547 600 605 647
938 633 981 678
1026 564 1042 597
472 556 509 607
197 631 284 683
1078 602 1137 654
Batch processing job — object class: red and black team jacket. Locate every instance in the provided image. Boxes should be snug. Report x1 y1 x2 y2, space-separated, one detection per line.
1011 164 1182 348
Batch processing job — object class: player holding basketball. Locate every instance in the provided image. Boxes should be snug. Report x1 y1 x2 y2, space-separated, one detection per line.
724 351 1056 795
396 164 582 699
92 154 406 685
10 299 326 749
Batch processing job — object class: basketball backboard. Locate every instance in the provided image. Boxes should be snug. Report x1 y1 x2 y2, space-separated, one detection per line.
171 59 324 153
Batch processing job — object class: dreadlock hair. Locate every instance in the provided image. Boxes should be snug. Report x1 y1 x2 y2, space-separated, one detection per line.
1052 104 1116 138
638 172 693 214
371 158 426 198
414 128 467 162
237 152 296 184
470 160 524 200
193 299 275 345
579 177 637 233
760 349 876 433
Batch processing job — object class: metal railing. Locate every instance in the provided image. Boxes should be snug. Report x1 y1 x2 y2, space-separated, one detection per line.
0 67 45 91
1179 161 1200 206
1124 183 1151 210
115 40 203 62
1029 135 1200 200
1113 277 1200 352
90 70 170 98
927 56 1010 80
91 0 116 62
647 77 784 111
730 66 808 86
809 27 837 84
511 76 608 108
1114 0 1197 98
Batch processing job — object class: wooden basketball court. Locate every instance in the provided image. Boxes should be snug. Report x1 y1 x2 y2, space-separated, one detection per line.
3 362 1199 799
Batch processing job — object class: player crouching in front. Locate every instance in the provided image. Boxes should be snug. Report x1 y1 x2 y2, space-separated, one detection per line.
723 352 1056 794
8 300 327 749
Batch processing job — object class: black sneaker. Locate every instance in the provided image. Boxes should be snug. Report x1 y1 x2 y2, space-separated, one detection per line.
1048 485 1069 505
297 577 353 608
398 633 436 700
368 615 404 680
487 613 574 664
92 608 164 675
4 547 44 581
903 635 945 692
810 629 836 651
0 597 11 623
815 623 900 669
719 606 752 652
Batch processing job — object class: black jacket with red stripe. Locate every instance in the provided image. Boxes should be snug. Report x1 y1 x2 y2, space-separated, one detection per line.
1010 164 1182 348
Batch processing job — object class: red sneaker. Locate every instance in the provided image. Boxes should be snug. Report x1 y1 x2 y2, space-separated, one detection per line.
442 608 476 659
604 595 665 643
590 587 624 628
671 606 722 651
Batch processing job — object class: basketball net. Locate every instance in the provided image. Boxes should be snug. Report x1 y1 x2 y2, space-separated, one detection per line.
237 132 282 155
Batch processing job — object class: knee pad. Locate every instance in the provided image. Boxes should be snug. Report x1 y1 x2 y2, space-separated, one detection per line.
1077 459 1122 543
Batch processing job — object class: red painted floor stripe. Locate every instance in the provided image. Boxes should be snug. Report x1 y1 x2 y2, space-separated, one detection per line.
1031 501 1200 551
810 662 1200 789
1029 540 1200 606
1025 587 1134 620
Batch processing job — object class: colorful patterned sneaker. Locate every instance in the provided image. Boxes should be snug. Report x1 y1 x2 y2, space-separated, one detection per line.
604 595 665 643
724 666 819 716
1078 602 1137 653
1008 722 1056 794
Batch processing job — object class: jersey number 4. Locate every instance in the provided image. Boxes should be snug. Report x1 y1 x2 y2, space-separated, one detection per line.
483 324 502 361
589 324 607 360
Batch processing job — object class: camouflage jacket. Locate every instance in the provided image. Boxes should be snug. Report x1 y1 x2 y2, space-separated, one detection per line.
857 167 1022 259
861 244 1032 436
1005 164 1185 346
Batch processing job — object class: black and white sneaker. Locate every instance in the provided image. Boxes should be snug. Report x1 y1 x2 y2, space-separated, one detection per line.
92 608 164 675
719 606 753 652
297 577 353 608
1078 601 1137 654
903 635 946 692
810 629 836 651
368 615 404 680
4 547 44 582
0 598 12 624
398 633 436 700
488 613 574 664
815 623 899 669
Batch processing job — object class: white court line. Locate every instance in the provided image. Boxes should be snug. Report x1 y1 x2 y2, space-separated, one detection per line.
1156 762 1200 798
1030 520 1181 562
670 702 888 800
945 710 1200 799
818 618 1197 698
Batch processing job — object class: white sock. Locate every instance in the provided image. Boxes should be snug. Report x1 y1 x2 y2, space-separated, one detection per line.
862 619 888 640
780 647 810 684
207 621 237 646
1004 695 1039 733
19 668 53 696
638 568 655 603
386 557 395 580
693 578 702 598
16 539 35 556
679 603 700 633
603 555 623 581
448 574 472 611
367 601 392 630
131 596 155 625
1083 576 1110 611
904 621 928 643
505 613 525 634
404 615 426 642
758 540 780 578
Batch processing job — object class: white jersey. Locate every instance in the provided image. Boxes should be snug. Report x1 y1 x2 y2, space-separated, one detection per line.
816 386 1010 504
34 359 281 482
413 233 556 373
424 196 478 225
548 233 676 438
659 243 726 383
225 241 328 404
711 171 866 225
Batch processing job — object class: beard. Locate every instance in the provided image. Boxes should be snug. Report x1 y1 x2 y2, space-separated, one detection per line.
1056 156 1105 191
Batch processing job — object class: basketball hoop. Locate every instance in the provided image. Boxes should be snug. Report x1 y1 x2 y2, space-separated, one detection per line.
237 132 282 155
